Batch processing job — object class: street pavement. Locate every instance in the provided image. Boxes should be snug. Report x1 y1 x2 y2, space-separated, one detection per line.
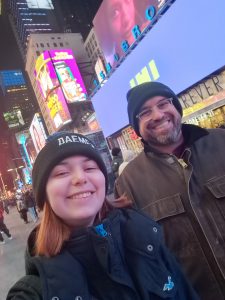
0 207 39 300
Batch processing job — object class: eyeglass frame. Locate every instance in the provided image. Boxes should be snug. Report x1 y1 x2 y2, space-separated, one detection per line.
136 97 174 121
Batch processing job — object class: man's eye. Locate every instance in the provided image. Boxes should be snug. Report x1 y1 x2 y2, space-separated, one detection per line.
158 101 170 109
140 110 151 118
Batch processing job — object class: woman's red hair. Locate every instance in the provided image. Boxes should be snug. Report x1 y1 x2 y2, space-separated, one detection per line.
35 194 132 257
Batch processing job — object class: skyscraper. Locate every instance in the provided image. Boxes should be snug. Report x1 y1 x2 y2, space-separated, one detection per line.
56 0 102 40
0 70 37 131
6 0 61 62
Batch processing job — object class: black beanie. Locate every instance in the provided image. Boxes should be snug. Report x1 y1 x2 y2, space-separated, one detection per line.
127 82 183 136
32 132 108 210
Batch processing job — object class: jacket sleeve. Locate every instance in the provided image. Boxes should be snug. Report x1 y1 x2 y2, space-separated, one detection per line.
6 275 42 300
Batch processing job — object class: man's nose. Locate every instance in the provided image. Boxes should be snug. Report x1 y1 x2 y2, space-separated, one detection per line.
150 107 164 121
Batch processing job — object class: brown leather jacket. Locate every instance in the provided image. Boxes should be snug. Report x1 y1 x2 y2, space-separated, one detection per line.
115 124 225 299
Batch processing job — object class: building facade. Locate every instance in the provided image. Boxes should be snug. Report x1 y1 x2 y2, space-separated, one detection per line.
7 0 61 62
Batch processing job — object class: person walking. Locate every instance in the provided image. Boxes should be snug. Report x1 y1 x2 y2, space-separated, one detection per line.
7 132 198 300
114 81 225 299
118 149 137 175
16 193 28 224
111 147 123 178
0 201 12 245
24 190 38 222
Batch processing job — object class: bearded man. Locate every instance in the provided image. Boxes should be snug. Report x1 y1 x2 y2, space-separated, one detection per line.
114 81 225 299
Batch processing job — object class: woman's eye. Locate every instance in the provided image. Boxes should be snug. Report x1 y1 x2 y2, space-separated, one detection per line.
55 171 69 177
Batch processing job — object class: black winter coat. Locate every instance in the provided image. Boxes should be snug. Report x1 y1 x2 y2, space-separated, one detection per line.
7 209 199 300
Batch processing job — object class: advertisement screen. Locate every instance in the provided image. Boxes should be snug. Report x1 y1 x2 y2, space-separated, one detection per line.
95 57 107 86
29 113 47 154
35 50 72 131
3 109 25 129
51 50 87 103
92 0 225 138
93 0 168 67
26 0 54 9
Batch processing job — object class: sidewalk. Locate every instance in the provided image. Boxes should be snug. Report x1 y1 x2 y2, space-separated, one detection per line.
0 207 38 300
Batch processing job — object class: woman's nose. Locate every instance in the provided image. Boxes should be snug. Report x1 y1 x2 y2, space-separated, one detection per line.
71 169 87 185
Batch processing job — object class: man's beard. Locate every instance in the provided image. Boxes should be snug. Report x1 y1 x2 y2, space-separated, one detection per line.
147 118 182 146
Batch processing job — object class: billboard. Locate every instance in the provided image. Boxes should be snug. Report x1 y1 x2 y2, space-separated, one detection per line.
92 0 225 138
3 109 25 129
93 0 168 67
35 50 73 131
29 113 47 154
94 57 107 87
26 0 54 9
35 49 87 103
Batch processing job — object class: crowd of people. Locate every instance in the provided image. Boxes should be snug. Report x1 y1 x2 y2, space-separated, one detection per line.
2 81 225 299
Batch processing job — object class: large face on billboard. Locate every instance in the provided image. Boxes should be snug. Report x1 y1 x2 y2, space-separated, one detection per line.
93 0 166 67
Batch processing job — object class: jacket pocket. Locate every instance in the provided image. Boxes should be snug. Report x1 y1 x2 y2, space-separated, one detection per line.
205 175 225 199
143 193 185 222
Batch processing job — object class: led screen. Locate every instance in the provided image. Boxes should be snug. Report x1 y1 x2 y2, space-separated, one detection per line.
26 0 54 9
3 109 25 129
29 113 47 154
92 0 225 138
93 0 168 67
35 50 72 131
50 49 87 103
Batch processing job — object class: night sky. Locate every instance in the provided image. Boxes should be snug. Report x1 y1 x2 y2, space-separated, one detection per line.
0 13 23 70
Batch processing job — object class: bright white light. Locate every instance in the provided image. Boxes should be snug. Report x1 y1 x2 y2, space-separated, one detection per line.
26 0 54 10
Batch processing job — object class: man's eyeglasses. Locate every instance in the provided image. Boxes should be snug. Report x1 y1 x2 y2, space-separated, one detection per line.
136 97 173 121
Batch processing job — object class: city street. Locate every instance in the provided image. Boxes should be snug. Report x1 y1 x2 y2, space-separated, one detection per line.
0 207 39 299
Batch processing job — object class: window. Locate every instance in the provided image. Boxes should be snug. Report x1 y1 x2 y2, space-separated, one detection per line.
36 51 40 56
59 42 64 47
40 43 44 47
47 43 50 47
53 43 57 47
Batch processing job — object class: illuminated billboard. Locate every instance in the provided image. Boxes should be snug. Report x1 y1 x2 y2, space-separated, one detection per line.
26 0 54 9
3 109 25 129
94 57 107 87
93 0 168 67
35 50 73 131
29 113 47 154
92 0 225 137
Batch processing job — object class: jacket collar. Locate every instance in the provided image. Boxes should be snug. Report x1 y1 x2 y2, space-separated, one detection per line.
143 124 209 154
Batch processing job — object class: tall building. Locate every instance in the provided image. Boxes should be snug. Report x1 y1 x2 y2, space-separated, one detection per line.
0 70 37 131
6 0 61 62
84 27 105 66
25 33 94 134
56 0 102 40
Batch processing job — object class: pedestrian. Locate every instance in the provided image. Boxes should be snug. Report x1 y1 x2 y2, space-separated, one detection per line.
114 81 225 299
111 147 123 178
7 132 198 300
16 193 28 224
0 201 13 245
118 149 137 175
24 190 38 222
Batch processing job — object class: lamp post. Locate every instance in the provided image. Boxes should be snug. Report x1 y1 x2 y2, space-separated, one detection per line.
0 172 7 196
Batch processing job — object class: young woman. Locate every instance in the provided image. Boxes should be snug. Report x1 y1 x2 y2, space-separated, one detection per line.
7 132 199 300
